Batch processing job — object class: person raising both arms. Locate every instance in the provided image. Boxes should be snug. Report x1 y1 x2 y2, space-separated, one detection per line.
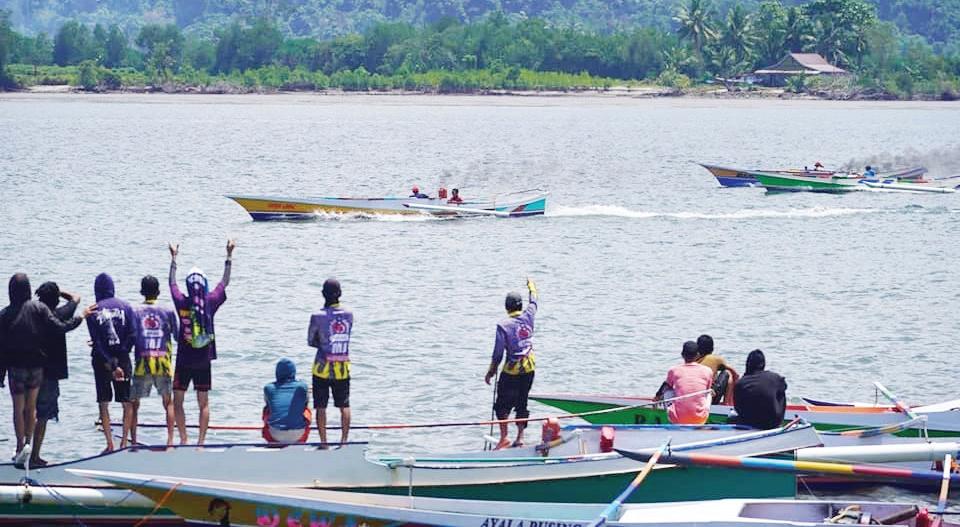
169 238 235 445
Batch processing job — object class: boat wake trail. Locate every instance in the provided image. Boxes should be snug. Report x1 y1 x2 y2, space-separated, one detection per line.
547 205 883 219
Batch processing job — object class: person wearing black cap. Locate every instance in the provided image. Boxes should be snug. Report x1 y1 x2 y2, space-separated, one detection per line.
131 275 179 446
32 281 83 467
484 278 538 449
308 278 354 447
728 349 787 430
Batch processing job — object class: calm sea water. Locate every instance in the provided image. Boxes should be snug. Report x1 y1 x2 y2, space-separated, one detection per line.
2 92 960 504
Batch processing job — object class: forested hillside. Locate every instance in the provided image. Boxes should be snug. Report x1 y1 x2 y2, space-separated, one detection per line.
2 0 959 49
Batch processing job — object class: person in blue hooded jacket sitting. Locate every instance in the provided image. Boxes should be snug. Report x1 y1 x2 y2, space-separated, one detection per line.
262 358 311 443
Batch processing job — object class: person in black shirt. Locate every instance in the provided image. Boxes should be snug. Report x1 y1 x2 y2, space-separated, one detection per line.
728 349 787 430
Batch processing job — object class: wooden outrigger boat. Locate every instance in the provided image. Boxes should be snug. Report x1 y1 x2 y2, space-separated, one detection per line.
75 468 960 527
226 188 548 220
699 163 927 188
0 423 820 524
752 171 959 193
530 393 960 437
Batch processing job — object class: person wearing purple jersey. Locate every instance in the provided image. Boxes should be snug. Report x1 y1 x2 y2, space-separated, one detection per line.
484 277 538 450
308 278 353 448
131 275 179 446
87 273 138 453
169 238 235 446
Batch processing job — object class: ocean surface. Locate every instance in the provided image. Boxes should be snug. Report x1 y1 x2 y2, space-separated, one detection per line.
2 92 959 506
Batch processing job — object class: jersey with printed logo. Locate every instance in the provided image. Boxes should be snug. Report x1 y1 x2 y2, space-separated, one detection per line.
308 305 353 380
133 300 179 377
491 296 538 376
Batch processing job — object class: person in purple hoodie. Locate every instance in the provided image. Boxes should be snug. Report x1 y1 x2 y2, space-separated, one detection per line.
169 238 235 445
484 277 538 450
87 273 137 453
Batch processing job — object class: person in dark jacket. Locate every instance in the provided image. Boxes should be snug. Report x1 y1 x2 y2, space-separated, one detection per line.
86 273 137 453
31 282 83 467
729 349 788 430
0 273 93 464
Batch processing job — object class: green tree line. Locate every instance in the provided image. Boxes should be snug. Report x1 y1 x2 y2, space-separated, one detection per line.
4 0 960 51
2 0 959 97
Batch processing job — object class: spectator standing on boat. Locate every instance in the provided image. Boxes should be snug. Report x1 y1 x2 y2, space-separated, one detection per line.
169 238 235 446
484 277 538 450
131 275 179 447
308 278 353 448
655 341 713 425
32 282 83 467
863 166 877 178
1 273 93 465
448 188 464 204
262 358 310 443
87 272 138 453
409 186 428 198
728 349 787 430
695 334 738 405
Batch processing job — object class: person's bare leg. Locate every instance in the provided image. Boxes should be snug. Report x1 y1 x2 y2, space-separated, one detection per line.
99 402 115 452
31 417 48 464
197 391 210 446
173 389 188 444
316 408 328 448
120 401 133 448
161 393 175 447
130 399 140 445
514 422 526 446
339 407 351 445
23 386 39 450
495 418 510 449
11 392 26 454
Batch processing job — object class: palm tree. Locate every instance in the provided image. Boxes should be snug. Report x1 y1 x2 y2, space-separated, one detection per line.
722 4 758 64
783 6 814 52
674 0 717 73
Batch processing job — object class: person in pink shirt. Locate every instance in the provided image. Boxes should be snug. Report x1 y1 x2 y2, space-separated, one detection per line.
655 341 714 424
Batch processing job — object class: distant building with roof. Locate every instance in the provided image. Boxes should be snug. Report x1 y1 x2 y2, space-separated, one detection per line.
754 53 850 86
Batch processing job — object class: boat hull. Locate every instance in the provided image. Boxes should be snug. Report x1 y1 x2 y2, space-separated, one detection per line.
530 394 960 437
76 470 960 527
0 423 820 522
227 190 548 220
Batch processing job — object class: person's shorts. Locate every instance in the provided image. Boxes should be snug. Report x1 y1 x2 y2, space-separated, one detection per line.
36 378 60 421
493 371 535 420
132 373 173 400
93 361 131 403
312 376 349 408
263 426 310 443
173 364 211 392
7 367 42 395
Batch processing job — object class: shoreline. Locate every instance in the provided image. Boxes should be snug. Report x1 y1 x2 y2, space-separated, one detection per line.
14 83 830 100
9 83 956 102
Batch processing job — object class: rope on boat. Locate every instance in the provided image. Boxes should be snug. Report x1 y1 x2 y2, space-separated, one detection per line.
111 389 713 432
133 481 182 527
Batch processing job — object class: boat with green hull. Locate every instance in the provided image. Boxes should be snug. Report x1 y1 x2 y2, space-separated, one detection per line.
530 394 960 437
